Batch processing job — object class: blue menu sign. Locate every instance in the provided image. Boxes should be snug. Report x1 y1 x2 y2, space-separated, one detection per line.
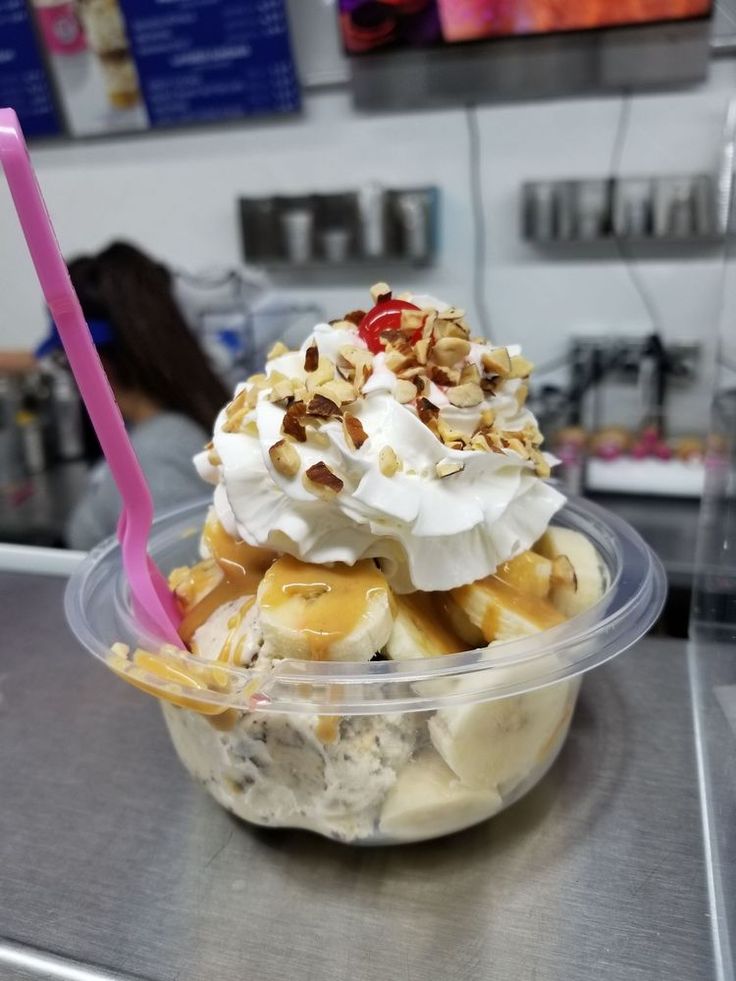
0 0 60 137
117 0 300 126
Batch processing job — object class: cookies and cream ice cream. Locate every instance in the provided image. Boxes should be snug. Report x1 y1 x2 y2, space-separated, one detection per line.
114 285 609 843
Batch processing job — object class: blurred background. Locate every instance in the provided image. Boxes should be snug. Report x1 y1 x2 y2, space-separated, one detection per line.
2 0 736 638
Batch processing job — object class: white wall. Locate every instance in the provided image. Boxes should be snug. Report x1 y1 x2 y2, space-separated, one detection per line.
2 56 735 432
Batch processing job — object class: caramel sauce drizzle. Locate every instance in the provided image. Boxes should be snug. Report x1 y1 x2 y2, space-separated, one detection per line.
477 577 565 642
176 519 276 646
258 555 390 661
395 592 467 655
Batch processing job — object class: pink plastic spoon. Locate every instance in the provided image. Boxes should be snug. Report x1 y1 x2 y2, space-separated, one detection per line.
0 108 181 645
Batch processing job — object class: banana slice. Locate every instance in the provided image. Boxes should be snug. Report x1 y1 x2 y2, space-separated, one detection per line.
534 527 608 618
495 550 553 598
385 592 468 660
428 673 578 792
257 555 394 661
428 534 603 793
451 574 565 643
380 750 502 841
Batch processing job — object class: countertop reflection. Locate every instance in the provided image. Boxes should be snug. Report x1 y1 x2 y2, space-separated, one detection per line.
0 571 713 981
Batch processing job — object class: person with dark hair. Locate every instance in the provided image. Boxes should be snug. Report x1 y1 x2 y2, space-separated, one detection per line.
34 240 230 550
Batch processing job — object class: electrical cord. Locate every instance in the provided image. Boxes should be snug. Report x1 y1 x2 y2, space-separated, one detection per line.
465 104 492 338
608 90 665 336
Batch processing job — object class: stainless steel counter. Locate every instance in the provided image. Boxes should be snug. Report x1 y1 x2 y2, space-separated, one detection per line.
0 572 715 981
0 463 89 547
589 492 700 590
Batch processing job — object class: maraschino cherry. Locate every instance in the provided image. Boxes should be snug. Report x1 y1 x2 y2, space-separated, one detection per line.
358 297 422 354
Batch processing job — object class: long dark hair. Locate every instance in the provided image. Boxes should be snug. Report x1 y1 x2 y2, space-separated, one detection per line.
68 241 229 433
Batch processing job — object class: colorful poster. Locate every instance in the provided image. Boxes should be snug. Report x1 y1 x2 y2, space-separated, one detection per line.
117 0 299 126
0 0 61 137
339 0 712 52
30 0 149 136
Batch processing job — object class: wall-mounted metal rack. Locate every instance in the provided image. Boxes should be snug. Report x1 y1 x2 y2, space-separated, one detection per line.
522 174 722 247
238 186 438 270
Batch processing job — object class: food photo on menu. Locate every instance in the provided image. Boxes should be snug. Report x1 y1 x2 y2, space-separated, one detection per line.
30 0 148 135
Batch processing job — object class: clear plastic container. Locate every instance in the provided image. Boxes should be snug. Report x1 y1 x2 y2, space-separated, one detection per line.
65 495 666 845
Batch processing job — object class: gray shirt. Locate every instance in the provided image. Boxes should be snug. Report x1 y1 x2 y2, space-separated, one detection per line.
66 412 209 551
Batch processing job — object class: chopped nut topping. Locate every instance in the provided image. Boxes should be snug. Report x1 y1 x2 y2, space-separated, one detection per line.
306 393 341 418
439 307 465 321
503 436 529 459
552 555 578 592
379 446 401 477
470 433 492 452
384 350 414 375
305 357 335 392
460 363 481 386
304 461 343 495
531 449 551 478
522 423 543 447
343 310 366 326
268 379 295 406
434 319 470 342
394 379 418 404
400 309 426 336
255 299 547 473
207 448 222 466
330 319 355 331
414 337 431 365
243 420 259 437
221 407 248 433
304 343 319 373
413 375 430 397
343 412 368 450
427 364 461 388
481 348 511 377
337 345 374 386
370 282 392 303
436 458 464 478
447 382 484 408
421 309 437 339
509 355 534 379
397 365 424 383
380 329 410 351
282 403 308 442
437 417 468 446
417 397 440 427
431 337 470 367
268 439 300 477
225 388 248 419
267 341 289 360
316 379 356 406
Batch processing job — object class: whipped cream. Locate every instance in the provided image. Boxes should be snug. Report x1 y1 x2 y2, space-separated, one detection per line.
195 296 564 592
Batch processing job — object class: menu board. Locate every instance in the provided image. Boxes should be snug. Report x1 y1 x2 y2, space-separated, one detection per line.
0 0 299 138
0 0 61 137
119 0 299 126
